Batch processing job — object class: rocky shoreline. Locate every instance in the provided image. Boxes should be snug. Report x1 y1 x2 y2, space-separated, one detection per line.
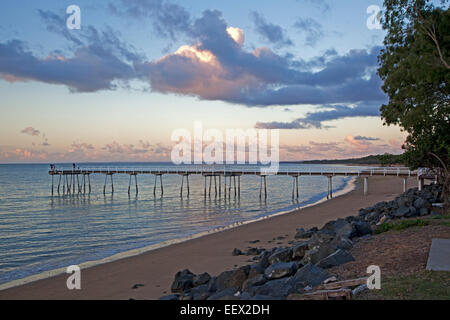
160 184 443 300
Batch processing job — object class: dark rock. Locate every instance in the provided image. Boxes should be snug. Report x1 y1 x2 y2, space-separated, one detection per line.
246 247 263 255
207 276 217 292
366 211 380 222
226 266 250 290
321 220 337 231
247 277 295 299
242 274 267 291
395 206 410 218
238 292 252 300
248 263 265 279
207 288 239 300
303 244 335 265
132 283 144 289
413 198 428 209
213 271 234 292
268 248 293 264
333 219 355 239
256 252 270 269
188 284 210 300
232 248 242 256
308 229 335 247
249 294 284 300
193 272 211 287
159 294 180 300
419 207 429 216
331 236 353 250
316 249 355 269
292 242 309 260
397 197 407 208
292 263 330 287
171 269 195 293
405 206 418 217
295 227 317 239
351 221 372 237
264 262 297 280
359 208 369 216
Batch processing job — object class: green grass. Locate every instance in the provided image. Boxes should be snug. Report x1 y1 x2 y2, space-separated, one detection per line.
356 271 450 300
375 219 430 234
431 214 450 220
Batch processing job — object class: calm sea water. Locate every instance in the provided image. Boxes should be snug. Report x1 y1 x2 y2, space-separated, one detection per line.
0 163 357 286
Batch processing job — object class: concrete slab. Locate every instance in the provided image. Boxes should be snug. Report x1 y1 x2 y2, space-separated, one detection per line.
426 238 450 271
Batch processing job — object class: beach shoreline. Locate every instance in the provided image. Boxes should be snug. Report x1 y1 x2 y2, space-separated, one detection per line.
0 175 417 300
0 176 355 292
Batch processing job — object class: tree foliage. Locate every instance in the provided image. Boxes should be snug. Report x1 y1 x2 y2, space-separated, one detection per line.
378 0 450 171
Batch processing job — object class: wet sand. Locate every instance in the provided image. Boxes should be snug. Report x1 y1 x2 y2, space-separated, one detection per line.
0 176 417 300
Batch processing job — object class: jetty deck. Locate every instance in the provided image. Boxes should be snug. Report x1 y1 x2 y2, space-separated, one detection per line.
48 165 424 199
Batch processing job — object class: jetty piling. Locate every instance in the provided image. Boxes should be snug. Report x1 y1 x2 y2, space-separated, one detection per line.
214 176 217 197
180 174 189 197
76 174 81 194
153 174 164 196
57 174 61 194
363 177 368 196
259 175 267 199
103 173 114 194
327 176 333 199
128 174 138 195
292 175 300 199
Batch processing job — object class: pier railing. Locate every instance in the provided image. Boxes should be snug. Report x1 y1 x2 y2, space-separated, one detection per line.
49 165 416 177
48 164 422 198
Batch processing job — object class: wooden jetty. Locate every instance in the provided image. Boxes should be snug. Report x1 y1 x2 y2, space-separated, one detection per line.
48 165 422 199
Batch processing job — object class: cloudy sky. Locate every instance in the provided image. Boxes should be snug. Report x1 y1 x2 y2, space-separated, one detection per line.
0 0 407 163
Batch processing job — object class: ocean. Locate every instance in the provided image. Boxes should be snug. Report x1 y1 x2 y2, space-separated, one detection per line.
0 162 358 288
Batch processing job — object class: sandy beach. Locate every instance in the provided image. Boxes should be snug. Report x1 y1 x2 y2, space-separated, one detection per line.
0 175 418 300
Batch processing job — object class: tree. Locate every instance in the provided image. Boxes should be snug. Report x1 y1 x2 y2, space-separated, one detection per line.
378 0 449 205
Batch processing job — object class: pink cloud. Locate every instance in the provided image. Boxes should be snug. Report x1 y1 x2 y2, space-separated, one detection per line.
21 126 40 136
345 135 370 151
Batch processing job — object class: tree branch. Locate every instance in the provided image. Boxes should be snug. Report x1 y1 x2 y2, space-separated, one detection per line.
415 7 450 69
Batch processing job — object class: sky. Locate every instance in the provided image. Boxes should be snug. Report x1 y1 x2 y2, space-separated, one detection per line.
0 0 408 163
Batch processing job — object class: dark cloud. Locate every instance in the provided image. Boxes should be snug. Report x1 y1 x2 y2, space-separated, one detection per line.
37 10 84 46
255 102 382 129
109 0 192 40
293 17 324 47
0 10 145 92
0 6 387 111
297 0 330 13
250 11 293 47
0 39 137 92
144 10 386 107
354 136 381 141
255 121 315 130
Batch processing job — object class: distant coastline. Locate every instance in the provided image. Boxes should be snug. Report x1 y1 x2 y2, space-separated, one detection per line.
288 153 405 166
